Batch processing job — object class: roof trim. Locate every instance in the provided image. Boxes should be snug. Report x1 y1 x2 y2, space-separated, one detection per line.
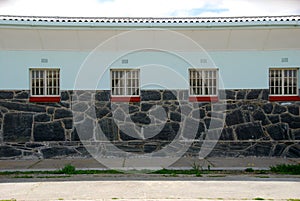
0 15 300 28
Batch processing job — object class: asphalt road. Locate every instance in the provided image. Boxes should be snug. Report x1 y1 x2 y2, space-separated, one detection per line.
1 175 299 201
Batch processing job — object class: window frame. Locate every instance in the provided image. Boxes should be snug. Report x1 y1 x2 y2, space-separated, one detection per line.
110 68 140 102
188 68 219 102
269 67 300 101
29 68 60 102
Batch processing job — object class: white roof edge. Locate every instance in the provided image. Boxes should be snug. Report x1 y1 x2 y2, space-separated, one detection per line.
0 15 299 27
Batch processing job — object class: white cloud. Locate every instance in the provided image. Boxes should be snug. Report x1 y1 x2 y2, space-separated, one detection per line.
0 0 299 17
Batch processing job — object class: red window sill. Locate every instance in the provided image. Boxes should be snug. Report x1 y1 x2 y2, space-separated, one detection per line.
189 96 219 102
111 96 141 102
29 96 61 103
269 95 300 101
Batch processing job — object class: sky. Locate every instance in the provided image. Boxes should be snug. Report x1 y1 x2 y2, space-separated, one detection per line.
0 0 300 17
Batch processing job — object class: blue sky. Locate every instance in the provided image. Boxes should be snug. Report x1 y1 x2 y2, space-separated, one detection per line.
0 0 299 17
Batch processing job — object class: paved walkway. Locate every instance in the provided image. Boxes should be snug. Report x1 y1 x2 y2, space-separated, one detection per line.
1 178 300 201
0 157 299 201
0 157 299 171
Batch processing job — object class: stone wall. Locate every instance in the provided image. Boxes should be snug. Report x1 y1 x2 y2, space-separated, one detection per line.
0 89 299 159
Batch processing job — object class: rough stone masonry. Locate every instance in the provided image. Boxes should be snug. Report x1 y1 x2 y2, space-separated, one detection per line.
0 89 299 159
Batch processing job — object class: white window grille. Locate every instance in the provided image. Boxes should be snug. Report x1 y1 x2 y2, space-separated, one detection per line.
30 68 60 96
111 69 140 96
269 68 298 96
189 68 218 96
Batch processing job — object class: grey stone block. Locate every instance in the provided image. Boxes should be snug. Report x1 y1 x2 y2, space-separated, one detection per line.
95 90 110 101
141 103 154 111
96 107 111 119
0 146 22 157
60 91 70 101
225 110 244 126
0 91 14 99
34 113 51 122
131 112 151 124
267 115 280 124
151 122 180 141
170 111 181 122
63 119 73 129
98 118 118 141
266 123 289 140
246 89 261 99
225 90 236 99
41 147 77 159
286 144 300 157
162 90 177 100
141 90 161 101
253 110 269 125
34 121 65 141
144 143 158 153
235 122 265 140
287 105 299 115
54 108 73 119
272 143 287 156
273 104 287 114
281 113 300 129
14 91 29 99
3 113 33 142
0 101 46 112
236 90 246 99
262 103 273 114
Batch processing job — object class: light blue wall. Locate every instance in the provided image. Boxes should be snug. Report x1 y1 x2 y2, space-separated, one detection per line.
0 50 299 90
211 50 300 89
0 51 88 89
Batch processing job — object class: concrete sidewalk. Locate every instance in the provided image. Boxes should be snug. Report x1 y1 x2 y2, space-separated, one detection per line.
0 157 299 171
1 179 300 201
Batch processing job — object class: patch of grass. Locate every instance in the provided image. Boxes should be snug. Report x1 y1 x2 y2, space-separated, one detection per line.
152 168 195 174
58 198 64 201
270 164 300 175
152 168 208 176
13 175 33 178
72 169 123 174
36 175 71 179
256 170 268 174
192 162 202 177
287 199 300 201
0 200 17 201
111 198 119 200
245 168 254 173
60 164 76 174
253 197 265 200
0 165 123 176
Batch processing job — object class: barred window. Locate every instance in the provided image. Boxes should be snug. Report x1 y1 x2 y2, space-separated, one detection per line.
269 68 298 96
189 68 218 96
111 69 140 96
30 68 60 96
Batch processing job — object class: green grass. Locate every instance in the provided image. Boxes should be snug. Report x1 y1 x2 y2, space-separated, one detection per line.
36 175 71 179
60 164 76 174
270 164 300 175
0 200 17 201
253 198 265 200
287 199 300 201
13 175 33 179
0 164 123 175
245 168 254 173
152 168 206 175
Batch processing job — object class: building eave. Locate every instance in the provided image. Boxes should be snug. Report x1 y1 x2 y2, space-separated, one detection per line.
0 15 300 28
